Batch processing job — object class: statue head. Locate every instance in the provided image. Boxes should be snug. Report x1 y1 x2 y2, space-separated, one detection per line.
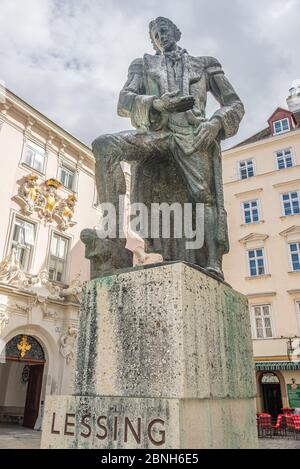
149 17 181 54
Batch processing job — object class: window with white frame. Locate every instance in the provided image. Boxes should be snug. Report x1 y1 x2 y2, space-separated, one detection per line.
23 141 46 173
273 118 290 135
276 148 293 170
49 233 69 282
10 217 35 271
247 248 265 276
239 159 255 179
242 200 260 224
289 242 300 271
58 163 76 191
281 191 300 216
251 304 273 339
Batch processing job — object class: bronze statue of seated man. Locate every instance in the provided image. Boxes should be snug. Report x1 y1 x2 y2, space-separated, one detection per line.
84 16 244 280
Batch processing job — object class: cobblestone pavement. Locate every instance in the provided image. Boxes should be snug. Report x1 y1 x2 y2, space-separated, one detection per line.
1 424 300 449
258 437 300 449
0 424 41 449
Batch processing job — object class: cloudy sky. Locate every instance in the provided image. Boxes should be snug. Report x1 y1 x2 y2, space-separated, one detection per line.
1 0 300 149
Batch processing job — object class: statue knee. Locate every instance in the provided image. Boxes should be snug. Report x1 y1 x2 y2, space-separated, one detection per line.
92 134 114 157
190 188 212 205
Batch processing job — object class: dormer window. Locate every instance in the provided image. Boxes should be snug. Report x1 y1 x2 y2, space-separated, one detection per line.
273 118 290 135
268 108 297 136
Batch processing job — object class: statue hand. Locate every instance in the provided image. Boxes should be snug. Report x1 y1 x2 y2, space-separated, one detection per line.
193 119 222 151
153 91 195 113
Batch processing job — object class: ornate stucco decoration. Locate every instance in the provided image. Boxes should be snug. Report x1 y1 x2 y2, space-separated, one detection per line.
59 325 78 364
0 248 21 283
279 225 300 242
0 249 82 302
14 302 32 315
42 308 58 320
16 174 40 215
6 335 45 362
17 269 61 300
0 119 4 134
14 174 77 231
14 298 57 321
59 273 83 302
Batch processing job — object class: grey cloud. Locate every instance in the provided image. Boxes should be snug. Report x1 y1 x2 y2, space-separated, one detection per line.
0 0 299 149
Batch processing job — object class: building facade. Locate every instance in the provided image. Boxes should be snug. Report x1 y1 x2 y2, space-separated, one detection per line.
223 82 300 418
0 87 99 428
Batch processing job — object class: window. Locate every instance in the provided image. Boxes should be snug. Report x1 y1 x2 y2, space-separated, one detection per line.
289 243 300 271
281 191 300 216
239 159 255 179
49 233 69 282
276 148 293 170
58 164 75 190
273 118 290 135
252 305 273 338
23 141 46 173
242 200 260 224
11 217 35 271
248 248 265 276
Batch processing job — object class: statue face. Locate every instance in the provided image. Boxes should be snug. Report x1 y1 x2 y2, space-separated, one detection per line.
151 21 177 53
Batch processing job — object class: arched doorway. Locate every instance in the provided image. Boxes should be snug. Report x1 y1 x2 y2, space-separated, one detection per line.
260 372 283 419
0 335 45 429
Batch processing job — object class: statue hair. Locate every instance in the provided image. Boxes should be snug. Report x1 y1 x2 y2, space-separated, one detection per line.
149 17 182 54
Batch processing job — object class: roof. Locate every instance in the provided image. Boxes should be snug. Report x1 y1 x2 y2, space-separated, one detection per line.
231 127 272 149
231 107 300 150
267 106 294 124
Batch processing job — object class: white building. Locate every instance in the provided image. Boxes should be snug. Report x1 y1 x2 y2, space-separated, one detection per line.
0 86 99 428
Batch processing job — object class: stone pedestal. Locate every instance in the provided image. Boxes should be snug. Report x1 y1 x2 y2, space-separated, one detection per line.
41 262 258 449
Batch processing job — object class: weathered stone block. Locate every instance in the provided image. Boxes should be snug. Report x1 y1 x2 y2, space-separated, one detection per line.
41 395 256 449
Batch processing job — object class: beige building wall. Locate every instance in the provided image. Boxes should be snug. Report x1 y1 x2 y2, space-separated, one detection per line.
0 87 100 426
223 119 300 413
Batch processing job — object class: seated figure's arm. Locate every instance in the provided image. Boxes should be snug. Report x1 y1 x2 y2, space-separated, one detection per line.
205 57 245 140
118 58 159 130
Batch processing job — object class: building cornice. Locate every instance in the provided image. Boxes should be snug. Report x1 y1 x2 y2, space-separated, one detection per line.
279 225 300 238
0 110 95 179
234 187 263 198
247 291 276 298
239 232 269 244
1 87 94 166
0 282 79 308
224 164 300 187
287 289 300 295
273 178 300 189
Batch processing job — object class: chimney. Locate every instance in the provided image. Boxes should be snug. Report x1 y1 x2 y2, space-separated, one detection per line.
287 80 300 113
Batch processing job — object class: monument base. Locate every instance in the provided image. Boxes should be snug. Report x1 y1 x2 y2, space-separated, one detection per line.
41 262 258 449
